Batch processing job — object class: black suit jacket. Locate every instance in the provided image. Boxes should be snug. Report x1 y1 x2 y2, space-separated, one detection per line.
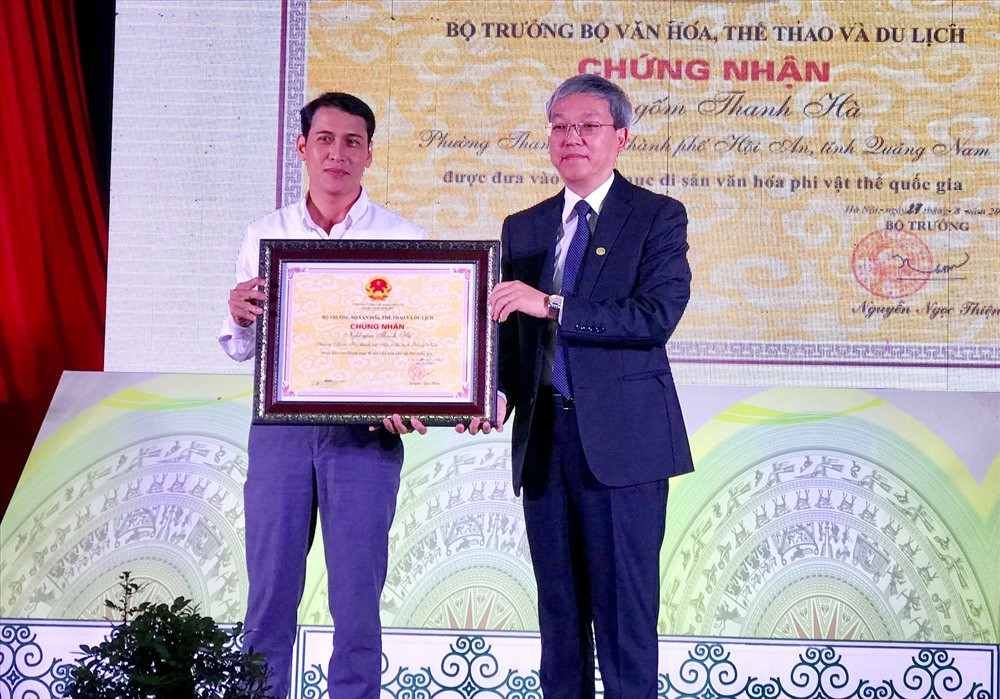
499 172 694 493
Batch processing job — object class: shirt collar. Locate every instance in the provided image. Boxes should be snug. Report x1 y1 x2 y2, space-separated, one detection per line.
562 172 615 223
300 188 371 235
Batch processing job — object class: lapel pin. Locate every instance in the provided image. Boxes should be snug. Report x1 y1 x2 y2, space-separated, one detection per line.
595 247 606 256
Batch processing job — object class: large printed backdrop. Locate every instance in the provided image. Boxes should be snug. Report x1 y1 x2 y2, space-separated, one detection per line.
280 0 998 375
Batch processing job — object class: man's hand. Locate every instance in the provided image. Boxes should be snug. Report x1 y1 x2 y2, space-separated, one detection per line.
371 415 428 435
455 395 507 435
490 281 547 321
229 277 266 327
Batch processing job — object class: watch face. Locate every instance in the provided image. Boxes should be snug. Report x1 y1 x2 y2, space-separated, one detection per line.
548 295 562 319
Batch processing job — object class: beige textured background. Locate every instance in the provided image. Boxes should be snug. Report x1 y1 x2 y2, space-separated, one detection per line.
104 1 998 390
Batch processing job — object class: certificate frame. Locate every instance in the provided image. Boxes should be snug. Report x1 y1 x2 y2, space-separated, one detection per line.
253 239 499 426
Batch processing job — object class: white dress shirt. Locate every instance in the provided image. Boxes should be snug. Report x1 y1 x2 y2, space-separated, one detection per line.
219 189 427 361
539 172 616 386
551 172 616 297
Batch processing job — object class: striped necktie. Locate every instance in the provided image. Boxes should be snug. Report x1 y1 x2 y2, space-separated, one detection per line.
551 199 592 398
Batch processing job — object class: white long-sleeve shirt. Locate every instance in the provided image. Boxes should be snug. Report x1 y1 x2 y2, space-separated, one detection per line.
219 190 427 361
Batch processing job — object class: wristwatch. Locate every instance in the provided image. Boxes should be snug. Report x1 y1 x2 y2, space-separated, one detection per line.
544 294 563 321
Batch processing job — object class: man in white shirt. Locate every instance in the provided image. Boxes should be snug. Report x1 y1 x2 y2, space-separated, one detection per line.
220 92 426 699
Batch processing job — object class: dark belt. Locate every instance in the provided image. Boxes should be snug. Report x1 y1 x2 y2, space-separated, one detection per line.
548 390 575 410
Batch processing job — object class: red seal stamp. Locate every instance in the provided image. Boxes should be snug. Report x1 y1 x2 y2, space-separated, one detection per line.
851 229 932 299
408 363 427 383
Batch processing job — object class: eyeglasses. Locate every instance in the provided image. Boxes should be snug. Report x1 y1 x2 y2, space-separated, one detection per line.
546 121 615 138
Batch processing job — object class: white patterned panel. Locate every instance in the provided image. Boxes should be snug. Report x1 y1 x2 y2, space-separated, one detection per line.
2 620 996 698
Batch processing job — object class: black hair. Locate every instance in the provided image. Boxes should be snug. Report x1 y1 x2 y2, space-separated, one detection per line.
299 92 376 141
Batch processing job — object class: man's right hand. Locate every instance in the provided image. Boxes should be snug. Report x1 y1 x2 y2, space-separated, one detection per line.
229 277 266 327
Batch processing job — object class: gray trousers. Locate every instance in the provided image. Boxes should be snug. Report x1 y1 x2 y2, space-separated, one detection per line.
243 423 403 699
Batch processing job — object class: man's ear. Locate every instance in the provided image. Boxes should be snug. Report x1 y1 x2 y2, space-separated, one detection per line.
616 127 629 153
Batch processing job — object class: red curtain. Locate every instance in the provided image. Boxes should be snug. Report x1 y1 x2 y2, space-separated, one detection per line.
0 0 107 513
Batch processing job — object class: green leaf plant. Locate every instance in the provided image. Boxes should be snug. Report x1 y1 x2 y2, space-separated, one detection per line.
65 572 270 699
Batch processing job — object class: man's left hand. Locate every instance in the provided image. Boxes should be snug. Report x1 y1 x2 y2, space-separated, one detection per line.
371 415 427 435
455 395 507 435
491 281 547 321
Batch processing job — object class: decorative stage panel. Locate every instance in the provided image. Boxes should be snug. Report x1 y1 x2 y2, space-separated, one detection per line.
2 372 995 638
1 372 996 696
658 389 998 644
2 621 996 698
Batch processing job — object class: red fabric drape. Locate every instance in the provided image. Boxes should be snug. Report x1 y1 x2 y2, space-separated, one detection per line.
0 0 107 513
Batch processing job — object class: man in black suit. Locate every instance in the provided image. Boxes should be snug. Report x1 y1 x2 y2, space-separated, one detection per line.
487 74 693 697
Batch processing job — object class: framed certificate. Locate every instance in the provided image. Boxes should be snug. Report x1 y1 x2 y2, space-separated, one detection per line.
252 239 500 426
